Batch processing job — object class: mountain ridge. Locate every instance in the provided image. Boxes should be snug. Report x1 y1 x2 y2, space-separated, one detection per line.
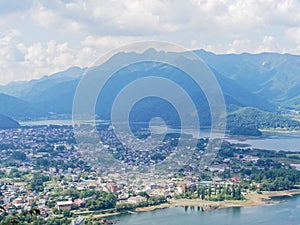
0 49 299 132
194 49 300 110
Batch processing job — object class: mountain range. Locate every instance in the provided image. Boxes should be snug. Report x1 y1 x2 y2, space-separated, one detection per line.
196 50 300 110
0 49 299 133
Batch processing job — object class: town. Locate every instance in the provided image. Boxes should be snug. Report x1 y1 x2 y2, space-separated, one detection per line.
1 125 300 224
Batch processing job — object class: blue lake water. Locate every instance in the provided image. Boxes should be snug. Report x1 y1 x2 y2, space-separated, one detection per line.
20 119 74 126
227 132 300 152
112 195 300 225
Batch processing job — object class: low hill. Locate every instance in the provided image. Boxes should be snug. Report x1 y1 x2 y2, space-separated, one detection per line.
227 107 300 136
0 114 20 129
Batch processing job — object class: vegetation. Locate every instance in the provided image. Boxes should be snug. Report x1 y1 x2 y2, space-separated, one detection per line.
228 126 262 136
227 107 300 136
86 191 117 211
249 168 300 191
175 184 243 201
29 173 50 192
116 196 167 212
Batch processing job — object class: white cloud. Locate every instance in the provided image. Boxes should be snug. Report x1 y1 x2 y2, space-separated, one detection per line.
81 35 144 52
0 29 25 85
0 29 21 46
286 27 300 44
257 35 279 52
201 38 252 54
0 0 300 84
31 4 58 27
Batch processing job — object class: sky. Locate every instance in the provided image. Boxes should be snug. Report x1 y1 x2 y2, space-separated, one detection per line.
0 0 300 84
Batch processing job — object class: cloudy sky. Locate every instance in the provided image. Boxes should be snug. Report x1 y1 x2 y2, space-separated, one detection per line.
0 0 300 84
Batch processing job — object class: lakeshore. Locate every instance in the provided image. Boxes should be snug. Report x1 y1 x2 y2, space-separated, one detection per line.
168 190 300 211
111 193 300 225
94 189 300 221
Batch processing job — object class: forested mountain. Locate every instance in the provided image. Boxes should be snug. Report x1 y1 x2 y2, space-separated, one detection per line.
0 49 299 134
195 50 300 110
0 93 47 118
227 107 300 136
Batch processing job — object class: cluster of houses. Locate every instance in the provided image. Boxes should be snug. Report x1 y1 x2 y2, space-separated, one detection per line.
0 181 51 217
1 124 293 222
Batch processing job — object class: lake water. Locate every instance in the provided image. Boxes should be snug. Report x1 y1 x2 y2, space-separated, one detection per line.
227 132 300 152
20 119 74 126
150 126 300 152
112 195 300 225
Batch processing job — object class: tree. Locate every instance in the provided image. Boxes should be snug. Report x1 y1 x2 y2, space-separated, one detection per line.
86 191 117 211
29 173 49 192
208 185 212 198
236 185 242 200
197 187 200 198
232 186 236 199
8 168 21 178
11 151 26 161
139 191 150 200
201 188 205 200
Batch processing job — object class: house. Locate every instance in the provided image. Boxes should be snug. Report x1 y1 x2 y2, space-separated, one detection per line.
73 199 86 208
180 183 196 193
244 155 260 163
127 196 147 204
150 184 159 190
231 177 241 183
107 182 118 193
56 201 73 210
27 196 35 205
14 197 23 204
212 177 223 182
180 183 187 193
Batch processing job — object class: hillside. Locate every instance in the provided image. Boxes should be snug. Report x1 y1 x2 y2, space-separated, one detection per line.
227 107 300 136
195 50 300 110
0 93 47 118
0 49 275 123
91 51 274 127
0 49 299 132
0 114 20 129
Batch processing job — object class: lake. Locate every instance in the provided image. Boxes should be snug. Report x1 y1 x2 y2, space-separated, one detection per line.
111 195 300 225
146 126 300 152
227 131 300 152
20 119 74 126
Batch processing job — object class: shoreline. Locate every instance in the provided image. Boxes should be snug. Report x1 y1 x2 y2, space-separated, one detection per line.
94 189 300 221
168 190 300 211
259 128 300 134
169 190 300 211
227 129 300 142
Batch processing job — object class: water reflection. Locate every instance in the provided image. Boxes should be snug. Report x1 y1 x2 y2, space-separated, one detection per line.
111 195 300 225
